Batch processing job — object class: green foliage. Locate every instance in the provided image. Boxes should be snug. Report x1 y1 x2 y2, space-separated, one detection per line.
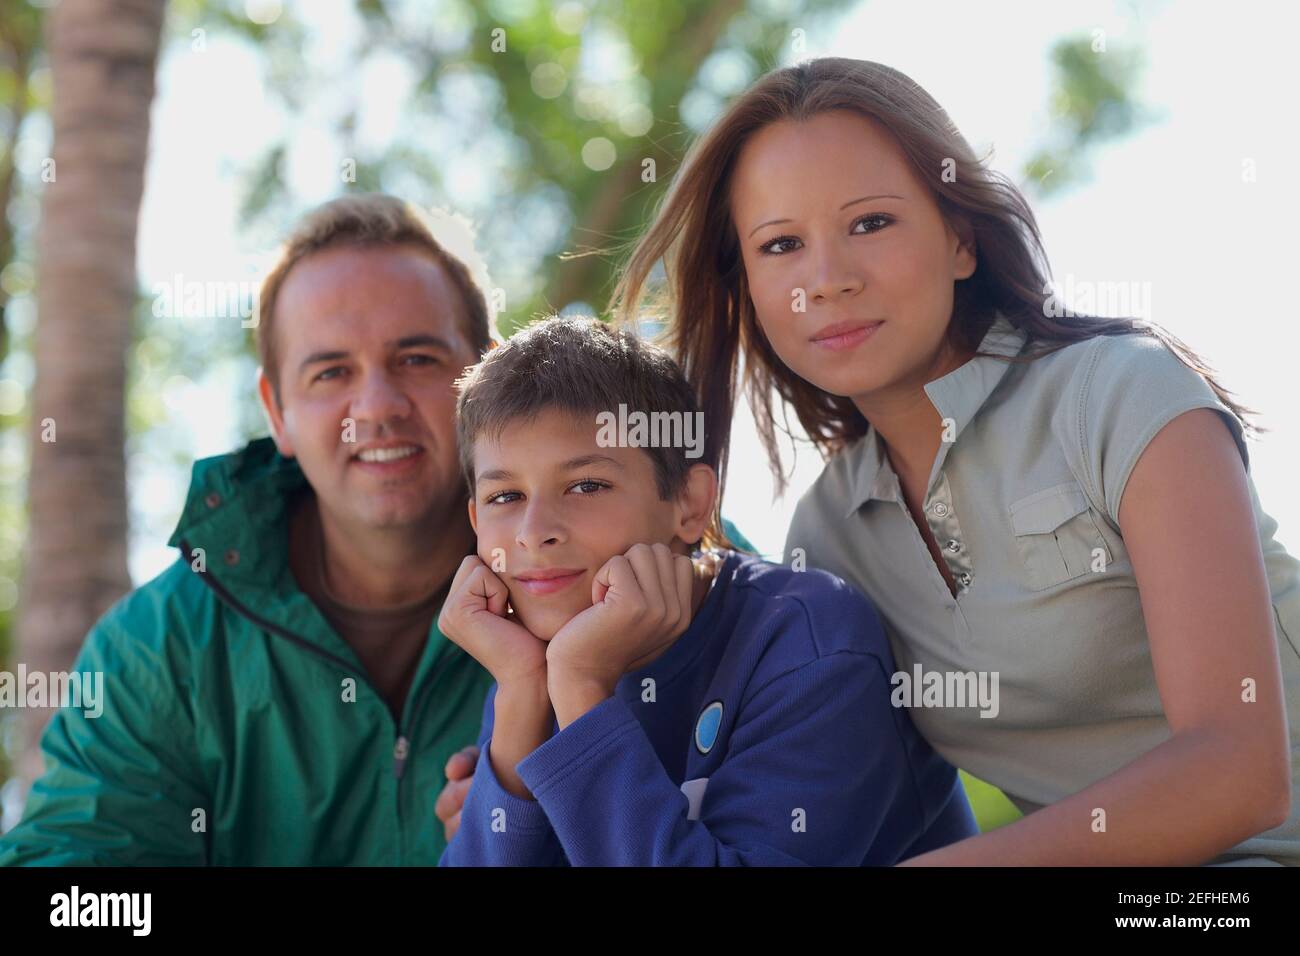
1024 34 1149 197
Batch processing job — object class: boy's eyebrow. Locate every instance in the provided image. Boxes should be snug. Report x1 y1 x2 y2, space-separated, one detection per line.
476 453 625 485
746 193 904 238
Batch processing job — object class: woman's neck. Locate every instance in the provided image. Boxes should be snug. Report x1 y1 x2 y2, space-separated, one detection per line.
852 337 978 488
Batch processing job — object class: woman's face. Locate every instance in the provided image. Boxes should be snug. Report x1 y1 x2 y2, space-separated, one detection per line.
729 109 977 404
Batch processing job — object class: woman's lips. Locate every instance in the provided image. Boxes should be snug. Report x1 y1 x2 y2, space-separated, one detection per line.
514 570 584 596
811 321 884 352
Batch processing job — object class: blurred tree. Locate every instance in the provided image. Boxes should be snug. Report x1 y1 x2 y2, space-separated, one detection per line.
0 0 45 802
0 0 42 364
15 0 166 787
236 0 857 335
1024 34 1149 197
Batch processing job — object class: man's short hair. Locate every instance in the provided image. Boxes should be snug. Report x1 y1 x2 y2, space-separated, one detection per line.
256 193 495 401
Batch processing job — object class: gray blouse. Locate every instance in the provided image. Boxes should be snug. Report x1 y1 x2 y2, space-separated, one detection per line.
784 313 1300 865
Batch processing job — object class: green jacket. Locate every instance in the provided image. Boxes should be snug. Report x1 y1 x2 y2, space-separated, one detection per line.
0 437 757 866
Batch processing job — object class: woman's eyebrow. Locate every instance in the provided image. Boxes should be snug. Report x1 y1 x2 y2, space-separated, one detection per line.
746 193 905 238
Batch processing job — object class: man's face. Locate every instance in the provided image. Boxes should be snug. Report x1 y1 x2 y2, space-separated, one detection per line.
468 408 710 641
259 243 482 533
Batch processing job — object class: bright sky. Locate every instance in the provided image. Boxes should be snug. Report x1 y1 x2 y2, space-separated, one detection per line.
122 0 1298 580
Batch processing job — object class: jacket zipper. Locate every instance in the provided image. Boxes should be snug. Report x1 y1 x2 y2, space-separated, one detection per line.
181 538 447 782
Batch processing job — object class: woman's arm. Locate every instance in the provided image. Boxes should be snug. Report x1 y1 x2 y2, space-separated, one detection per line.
900 407 1291 865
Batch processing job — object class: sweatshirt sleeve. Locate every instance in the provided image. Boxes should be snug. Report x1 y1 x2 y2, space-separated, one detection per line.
514 650 912 866
437 683 567 867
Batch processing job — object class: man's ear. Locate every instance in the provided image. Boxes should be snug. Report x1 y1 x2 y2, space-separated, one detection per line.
257 366 295 459
674 464 719 546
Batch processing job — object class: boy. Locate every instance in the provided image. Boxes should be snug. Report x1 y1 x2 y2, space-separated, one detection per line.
437 316 977 865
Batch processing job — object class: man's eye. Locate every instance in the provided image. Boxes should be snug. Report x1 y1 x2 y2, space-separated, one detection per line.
402 354 439 367
314 367 345 383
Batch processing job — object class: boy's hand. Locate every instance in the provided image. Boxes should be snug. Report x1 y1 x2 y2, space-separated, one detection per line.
438 555 548 687
546 543 694 721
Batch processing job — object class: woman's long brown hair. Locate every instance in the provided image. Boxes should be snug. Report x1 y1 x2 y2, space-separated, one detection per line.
609 57 1263 511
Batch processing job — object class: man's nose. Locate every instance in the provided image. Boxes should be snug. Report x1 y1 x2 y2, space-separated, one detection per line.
350 369 413 424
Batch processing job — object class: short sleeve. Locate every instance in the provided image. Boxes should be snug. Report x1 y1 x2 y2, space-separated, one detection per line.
1070 332 1250 528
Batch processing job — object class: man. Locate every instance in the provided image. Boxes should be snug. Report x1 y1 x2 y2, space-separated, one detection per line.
0 194 497 864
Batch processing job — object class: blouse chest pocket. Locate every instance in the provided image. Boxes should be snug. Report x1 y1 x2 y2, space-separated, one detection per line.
1009 481 1112 591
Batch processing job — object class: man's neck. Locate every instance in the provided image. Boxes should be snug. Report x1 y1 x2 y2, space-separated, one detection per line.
305 496 474 609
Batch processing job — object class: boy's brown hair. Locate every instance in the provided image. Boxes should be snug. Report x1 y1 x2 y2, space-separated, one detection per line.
255 193 496 402
454 315 736 551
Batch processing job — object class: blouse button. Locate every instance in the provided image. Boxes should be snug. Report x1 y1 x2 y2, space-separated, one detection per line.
958 571 972 587
931 502 949 518
946 539 960 553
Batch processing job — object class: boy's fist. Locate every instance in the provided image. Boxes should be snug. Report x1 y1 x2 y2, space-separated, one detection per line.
545 542 696 691
438 555 549 686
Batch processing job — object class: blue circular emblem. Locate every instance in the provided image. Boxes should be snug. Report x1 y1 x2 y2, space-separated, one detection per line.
695 700 724 755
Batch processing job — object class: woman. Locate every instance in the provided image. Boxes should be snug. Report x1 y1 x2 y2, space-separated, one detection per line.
610 57 1298 865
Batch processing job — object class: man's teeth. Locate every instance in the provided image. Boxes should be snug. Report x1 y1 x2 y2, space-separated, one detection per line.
356 445 420 463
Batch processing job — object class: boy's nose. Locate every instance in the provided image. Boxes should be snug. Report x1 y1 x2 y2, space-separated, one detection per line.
515 502 565 551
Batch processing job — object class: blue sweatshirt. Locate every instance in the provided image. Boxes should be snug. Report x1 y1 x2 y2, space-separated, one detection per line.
438 550 978 866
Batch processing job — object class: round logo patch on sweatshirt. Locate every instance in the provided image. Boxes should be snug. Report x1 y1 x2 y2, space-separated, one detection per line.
694 700 724 755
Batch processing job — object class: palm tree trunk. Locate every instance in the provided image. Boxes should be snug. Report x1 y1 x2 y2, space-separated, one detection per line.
16 0 166 786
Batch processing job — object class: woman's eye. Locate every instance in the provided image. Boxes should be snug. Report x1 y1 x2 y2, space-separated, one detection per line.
758 235 801 256
485 490 520 505
852 213 893 234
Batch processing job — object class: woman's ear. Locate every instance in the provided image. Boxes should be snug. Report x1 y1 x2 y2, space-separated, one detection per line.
950 218 977 280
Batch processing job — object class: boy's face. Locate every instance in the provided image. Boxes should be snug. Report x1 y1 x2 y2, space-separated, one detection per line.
468 407 711 641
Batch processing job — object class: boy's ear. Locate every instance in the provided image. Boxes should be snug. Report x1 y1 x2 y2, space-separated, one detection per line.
257 366 295 458
675 464 719 546
467 494 478 535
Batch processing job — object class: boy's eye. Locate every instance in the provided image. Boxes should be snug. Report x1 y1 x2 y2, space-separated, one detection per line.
483 479 609 505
